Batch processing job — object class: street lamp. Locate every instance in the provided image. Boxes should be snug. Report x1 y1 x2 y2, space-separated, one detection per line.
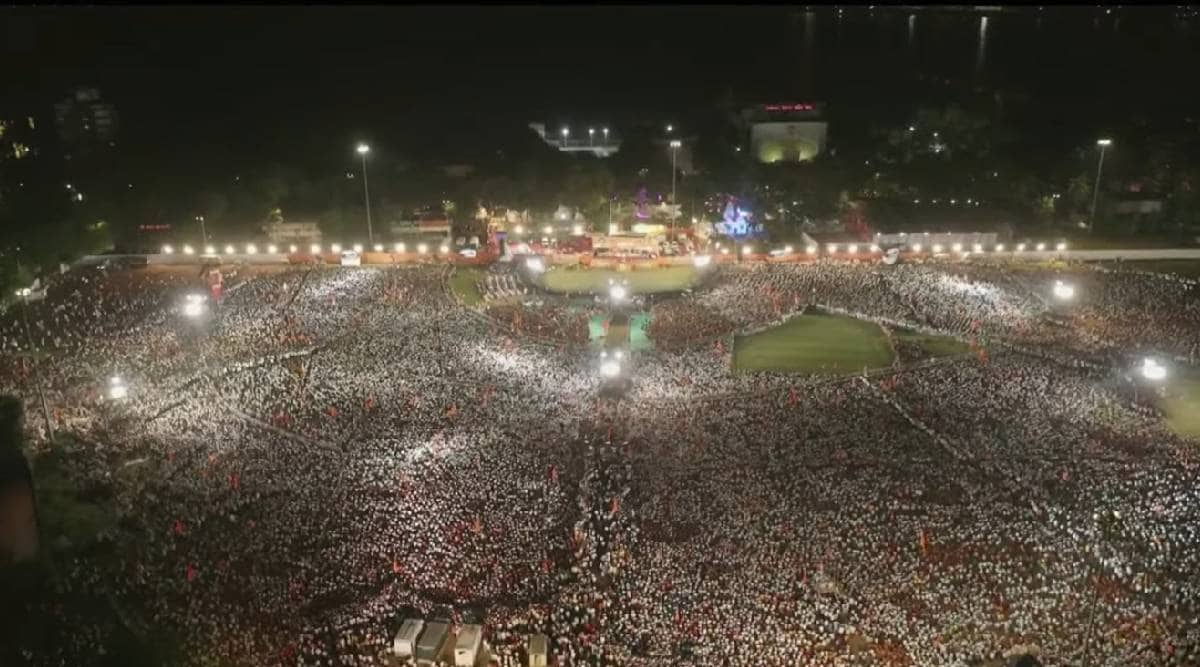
602 127 609 143
561 127 569 143
1089 138 1112 234
195 215 208 245
588 127 595 146
356 143 374 243
669 140 682 204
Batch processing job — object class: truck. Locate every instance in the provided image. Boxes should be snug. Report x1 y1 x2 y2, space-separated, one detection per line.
527 634 548 667
415 620 452 666
454 624 483 667
392 618 425 659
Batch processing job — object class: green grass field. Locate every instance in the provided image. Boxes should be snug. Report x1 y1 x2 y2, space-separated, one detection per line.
1160 368 1200 440
733 313 895 374
894 329 972 357
450 267 484 306
539 266 700 294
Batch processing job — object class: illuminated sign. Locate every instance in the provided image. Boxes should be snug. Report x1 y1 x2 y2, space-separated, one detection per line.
763 103 816 112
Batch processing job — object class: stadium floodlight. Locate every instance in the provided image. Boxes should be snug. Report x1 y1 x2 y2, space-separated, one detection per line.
246 244 258 255
847 244 858 254
1052 280 1075 301
692 254 711 267
525 256 545 273
394 242 406 252
162 244 174 254
1055 241 1067 252
267 244 278 254
995 244 1005 252
310 243 322 254
353 243 363 253
912 243 922 252
224 244 236 254
416 243 428 255
205 245 216 255
599 359 621 378
107 375 128 400
373 243 383 252
1141 357 1167 381
1036 242 1046 251
932 244 943 253
806 245 817 254
331 243 343 253
609 283 628 302
182 244 195 255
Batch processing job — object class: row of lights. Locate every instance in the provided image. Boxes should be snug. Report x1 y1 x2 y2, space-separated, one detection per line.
163 243 451 256
699 241 1068 259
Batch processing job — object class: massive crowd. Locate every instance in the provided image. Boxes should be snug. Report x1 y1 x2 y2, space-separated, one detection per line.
1 258 1197 666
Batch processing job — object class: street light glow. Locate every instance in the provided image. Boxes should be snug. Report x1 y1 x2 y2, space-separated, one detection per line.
182 244 195 255
514 225 525 234
1141 357 1167 381
331 243 342 253
1097 138 1113 147
1055 241 1067 251
932 244 943 253
828 243 838 252
951 243 963 253
806 245 817 254
205 245 216 255
1016 243 1026 252
373 243 383 252
847 244 858 254
107 375 128 400
1036 242 1046 251
162 244 174 254
310 244 322 254
224 244 235 254
995 244 1005 252
289 244 298 253
267 244 278 254
394 242 406 252
912 243 923 252
784 245 794 254
438 244 449 254
246 244 257 254
352 243 363 253
1052 280 1076 300
609 284 628 302
417 243 428 254
543 225 553 235
669 139 682 149
356 143 370 154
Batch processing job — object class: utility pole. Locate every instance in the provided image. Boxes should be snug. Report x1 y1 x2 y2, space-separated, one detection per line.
1089 138 1112 234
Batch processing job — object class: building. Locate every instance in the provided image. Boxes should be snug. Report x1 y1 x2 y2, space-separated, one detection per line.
529 122 621 157
263 221 323 244
53 87 119 154
740 102 828 164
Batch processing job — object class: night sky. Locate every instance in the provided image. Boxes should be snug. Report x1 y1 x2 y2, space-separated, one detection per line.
4 6 1197 167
